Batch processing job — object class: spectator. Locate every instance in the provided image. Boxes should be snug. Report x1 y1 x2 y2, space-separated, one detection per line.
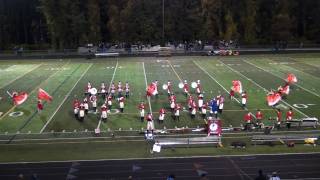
255 169 267 180
167 174 175 180
269 172 280 180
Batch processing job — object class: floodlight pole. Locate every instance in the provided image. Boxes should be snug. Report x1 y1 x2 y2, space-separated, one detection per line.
162 0 165 46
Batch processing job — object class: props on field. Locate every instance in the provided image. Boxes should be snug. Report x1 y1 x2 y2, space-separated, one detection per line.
207 118 222 136
286 73 297 84
232 80 243 94
266 92 281 106
147 83 157 96
191 82 197 89
178 82 184 89
38 88 53 102
12 92 28 105
89 87 98 95
162 84 168 90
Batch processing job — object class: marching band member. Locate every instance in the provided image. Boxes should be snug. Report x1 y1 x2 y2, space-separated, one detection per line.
83 98 89 115
230 88 235 100
119 96 125 113
117 81 123 97
90 95 97 113
286 108 293 129
167 80 172 96
201 102 207 119
110 82 116 99
100 82 107 99
79 102 85 122
101 104 108 122
198 94 204 111
37 100 43 113
138 102 145 122
106 96 112 110
244 111 253 130
276 109 282 129
169 93 176 112
187 95 193 111
191 100 197 119
183 80 189 97
73 99 80 119
154 80 159 97
86 82 92 93
218 95 224 114
196 80 201 95
125 82 130 98
146 112 154 133
255 109 263 128
241 91 247 109
174 103 181 121
158 108 166 123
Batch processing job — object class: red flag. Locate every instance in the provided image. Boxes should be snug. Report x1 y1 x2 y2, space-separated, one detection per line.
232 80 243 94
207 119 222 136
146 83 157 96
13 92 28 105
38 88 52 102
266 92 281 106
286 73 297 84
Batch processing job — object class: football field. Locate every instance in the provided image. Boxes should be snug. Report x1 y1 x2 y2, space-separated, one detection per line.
0 54 319 135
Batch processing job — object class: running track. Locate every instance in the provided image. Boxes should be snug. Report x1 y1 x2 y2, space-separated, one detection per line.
1 153 320 180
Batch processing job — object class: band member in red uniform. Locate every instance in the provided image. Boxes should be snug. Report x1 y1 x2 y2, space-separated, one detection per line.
125 82 130 98
230 88 235 100
158 108 166 123
138 102 145 122
255 109 263 128
110 82 116 99
169 93 176 112
37 100 43 113
276 109 282 129
286 108 294 129
101 104 108 122
218 95 225 114
106 96 112 110
100 82 107 99
146 112 154 134
118 96 125 113
174 103 181 121
73 99 80 119
196 80 201 95
79 103 85 122
183 80 189 97
244 111 253 130
201 102 207 119
241 91 247 109
90 95 97 113
187 95 193 111
198 94 204 111
191 100 197 119
167 80 173 96
117 81 123 97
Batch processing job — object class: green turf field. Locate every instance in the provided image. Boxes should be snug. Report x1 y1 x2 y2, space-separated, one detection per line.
0 54 319 136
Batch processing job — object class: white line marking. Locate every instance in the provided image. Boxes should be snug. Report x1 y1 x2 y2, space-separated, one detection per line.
0 152 319 164
40 64 93 133
142 62 153 114
0 63 42 89
96 61 118 130
219 60 309 118
245 59 320 99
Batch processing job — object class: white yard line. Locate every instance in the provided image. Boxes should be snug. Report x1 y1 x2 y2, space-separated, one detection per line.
0 152 319 164
40 64 93 133
0 63 42 89
142 62 153 114
245 59 320 99
96 61 119 130
218 60 309 118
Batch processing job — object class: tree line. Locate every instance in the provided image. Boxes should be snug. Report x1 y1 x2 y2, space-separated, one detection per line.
0 0 319 50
